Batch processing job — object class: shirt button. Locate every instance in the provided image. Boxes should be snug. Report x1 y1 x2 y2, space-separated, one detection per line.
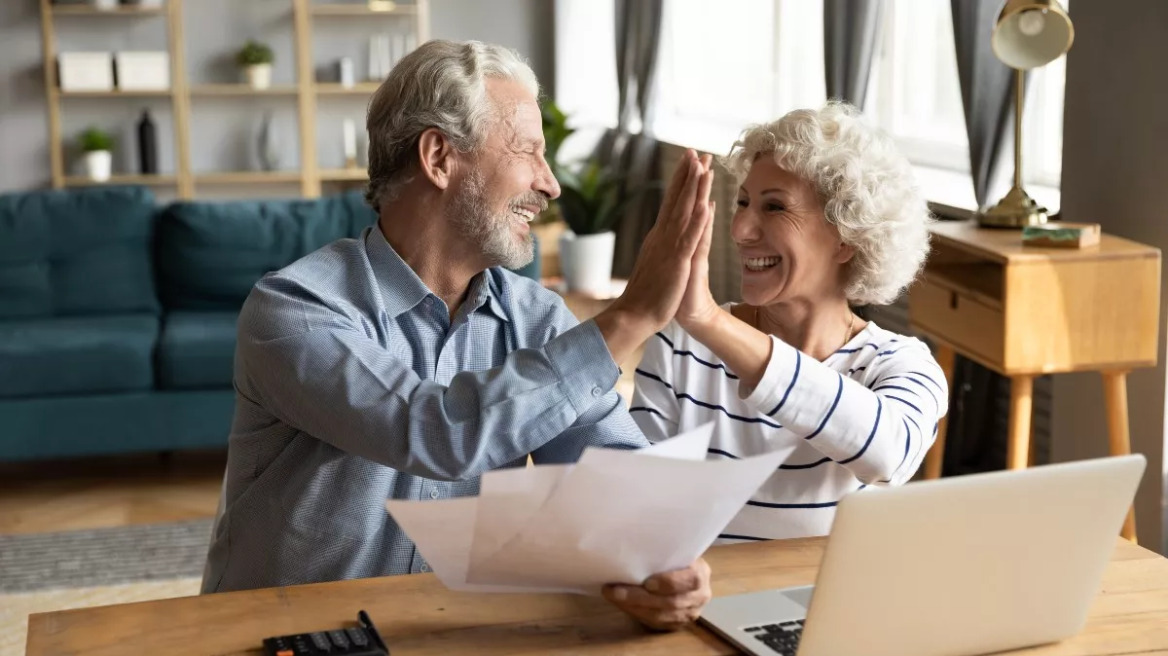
429 488 440 499
591 387 602 398
420 563 430 572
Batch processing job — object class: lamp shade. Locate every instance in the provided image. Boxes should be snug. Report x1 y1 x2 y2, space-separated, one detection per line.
991 0 1074 70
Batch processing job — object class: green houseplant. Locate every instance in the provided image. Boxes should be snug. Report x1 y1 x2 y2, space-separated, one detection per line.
236 40 274 89
555 160 657 294
79 127 113 182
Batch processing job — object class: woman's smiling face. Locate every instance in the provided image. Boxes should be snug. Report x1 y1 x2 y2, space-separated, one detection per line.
731 155 854 307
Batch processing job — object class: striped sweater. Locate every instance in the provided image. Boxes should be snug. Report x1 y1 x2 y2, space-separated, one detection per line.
630 305 949 543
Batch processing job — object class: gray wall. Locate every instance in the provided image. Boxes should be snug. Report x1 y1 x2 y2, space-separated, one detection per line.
0 0 554 195
1053 0 1168 553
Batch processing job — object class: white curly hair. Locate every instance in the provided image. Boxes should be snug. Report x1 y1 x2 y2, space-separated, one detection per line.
721 101 933 306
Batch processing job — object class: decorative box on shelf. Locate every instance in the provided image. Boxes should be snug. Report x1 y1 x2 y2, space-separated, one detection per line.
58 52 113 91
115 51 170 91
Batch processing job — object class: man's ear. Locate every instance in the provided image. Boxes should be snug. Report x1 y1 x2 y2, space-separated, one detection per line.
417 128 457 190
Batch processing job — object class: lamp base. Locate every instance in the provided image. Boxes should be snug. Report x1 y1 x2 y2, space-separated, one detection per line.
978 186 1048 228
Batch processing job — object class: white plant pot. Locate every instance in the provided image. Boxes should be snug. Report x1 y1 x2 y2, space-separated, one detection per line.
243 63 272 90
559 230 616 295
93 0 119 10
84 150 112 182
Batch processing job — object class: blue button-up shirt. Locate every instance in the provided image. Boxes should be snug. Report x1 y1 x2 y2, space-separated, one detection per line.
201 225 647 593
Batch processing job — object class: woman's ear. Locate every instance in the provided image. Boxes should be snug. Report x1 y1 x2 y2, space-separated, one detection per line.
835 241 856 265
417 128 455 190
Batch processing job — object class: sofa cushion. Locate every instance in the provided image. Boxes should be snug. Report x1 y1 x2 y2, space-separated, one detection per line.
156 190 376 311
0 186 159 319
157 311 238 390
0 314 159 398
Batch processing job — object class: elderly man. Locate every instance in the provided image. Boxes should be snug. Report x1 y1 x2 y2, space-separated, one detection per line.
201 39 716 630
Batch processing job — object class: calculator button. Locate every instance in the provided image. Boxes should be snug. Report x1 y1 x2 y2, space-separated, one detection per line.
346 628 370 647
328 630 351 649
310 632 332 651
276 651 294 656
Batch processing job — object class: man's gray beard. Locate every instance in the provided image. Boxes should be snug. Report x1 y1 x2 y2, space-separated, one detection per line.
451 170 534 270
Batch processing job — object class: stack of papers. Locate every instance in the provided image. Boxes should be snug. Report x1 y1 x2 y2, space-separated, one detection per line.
385 423 788 595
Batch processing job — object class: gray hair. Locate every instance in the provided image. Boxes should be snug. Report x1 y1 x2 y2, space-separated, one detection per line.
722 101 933 306
364 39 540 209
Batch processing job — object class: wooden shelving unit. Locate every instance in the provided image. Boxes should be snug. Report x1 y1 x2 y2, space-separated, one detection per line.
51 4 165 16
57 89 171 98
63 173 176 186
319 168 369 181
38 0 430 199
310 3 417 16
314 82 381 95
195 171 303 185
189 84 299 96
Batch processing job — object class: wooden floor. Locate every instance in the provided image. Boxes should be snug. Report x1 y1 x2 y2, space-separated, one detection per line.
0 450 227 536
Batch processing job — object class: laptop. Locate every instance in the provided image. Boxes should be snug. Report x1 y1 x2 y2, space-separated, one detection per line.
699 454 1146 656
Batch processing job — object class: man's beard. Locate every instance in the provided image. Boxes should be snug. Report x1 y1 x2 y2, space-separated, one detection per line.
450 169 537 271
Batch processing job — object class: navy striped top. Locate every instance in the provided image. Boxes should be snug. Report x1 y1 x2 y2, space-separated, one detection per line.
630 305 948 543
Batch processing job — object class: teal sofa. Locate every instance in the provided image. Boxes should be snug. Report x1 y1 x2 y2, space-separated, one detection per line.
0 186 540 462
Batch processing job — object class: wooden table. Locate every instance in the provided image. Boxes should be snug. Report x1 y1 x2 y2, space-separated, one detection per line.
910 221 1161 540
26 537 1168 655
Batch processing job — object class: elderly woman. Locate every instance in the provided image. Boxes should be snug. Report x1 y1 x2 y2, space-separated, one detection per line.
631 102 947 542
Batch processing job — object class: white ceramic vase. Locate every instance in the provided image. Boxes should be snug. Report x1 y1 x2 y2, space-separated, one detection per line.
243 63 272 90
559 230 616 295
84 150 112 182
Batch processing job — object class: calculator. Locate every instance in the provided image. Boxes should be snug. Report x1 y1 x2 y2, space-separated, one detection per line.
263 610 389 655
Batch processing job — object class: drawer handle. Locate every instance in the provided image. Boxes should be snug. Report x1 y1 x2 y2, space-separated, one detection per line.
950 292 959 310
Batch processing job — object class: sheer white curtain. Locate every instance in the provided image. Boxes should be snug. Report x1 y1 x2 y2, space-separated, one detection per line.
552 0 1068 210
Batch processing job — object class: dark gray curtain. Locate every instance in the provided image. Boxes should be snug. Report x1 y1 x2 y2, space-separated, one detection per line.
823 0 885 108
939 0 1024 476
951 0 1020 208
595 0 665 277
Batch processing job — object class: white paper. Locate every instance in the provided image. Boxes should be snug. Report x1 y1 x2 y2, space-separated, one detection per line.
386 422 783 595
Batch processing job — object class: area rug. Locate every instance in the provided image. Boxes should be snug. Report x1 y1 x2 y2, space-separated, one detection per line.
0 518 213 593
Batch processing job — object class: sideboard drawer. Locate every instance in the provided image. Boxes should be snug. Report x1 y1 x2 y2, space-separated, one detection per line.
909 276 1005 367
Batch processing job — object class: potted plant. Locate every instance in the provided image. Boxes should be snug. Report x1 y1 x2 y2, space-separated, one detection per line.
79 127 113 182
236 40 274 89
556 161 636 295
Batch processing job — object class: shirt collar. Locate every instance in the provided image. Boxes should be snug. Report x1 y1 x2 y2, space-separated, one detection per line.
364 225 512 323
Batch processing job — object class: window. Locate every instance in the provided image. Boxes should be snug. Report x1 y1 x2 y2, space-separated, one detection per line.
651 0 825 154
866 0 1065 210
555 0 1066 211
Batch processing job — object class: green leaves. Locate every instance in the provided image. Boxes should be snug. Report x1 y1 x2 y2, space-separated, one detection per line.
540 98 574 169
79 127 113 153
236 40 274 66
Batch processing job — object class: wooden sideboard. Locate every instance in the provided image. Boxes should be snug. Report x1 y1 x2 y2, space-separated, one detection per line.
911 220 1161 540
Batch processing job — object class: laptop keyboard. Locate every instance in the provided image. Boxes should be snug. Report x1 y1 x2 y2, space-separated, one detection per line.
744 619 804 655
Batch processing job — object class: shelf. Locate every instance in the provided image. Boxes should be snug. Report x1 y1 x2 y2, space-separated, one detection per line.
320 168 368 181
194 171 303 185
51 4 166 16
310 3 416 16
63 174 176 187
190 84 299 96
315 83 381 95
58 89 172 98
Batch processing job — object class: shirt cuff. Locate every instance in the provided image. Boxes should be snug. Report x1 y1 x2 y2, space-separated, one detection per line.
740 336 798 412
544 320 621 415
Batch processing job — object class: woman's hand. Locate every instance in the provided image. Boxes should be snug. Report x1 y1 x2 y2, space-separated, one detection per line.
676 155 722 332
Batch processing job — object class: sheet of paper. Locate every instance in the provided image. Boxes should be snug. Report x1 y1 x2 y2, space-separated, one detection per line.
467 464 569 577
386 422 784 595
628 421 713 461
466 434 787 593
385 497 573 593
